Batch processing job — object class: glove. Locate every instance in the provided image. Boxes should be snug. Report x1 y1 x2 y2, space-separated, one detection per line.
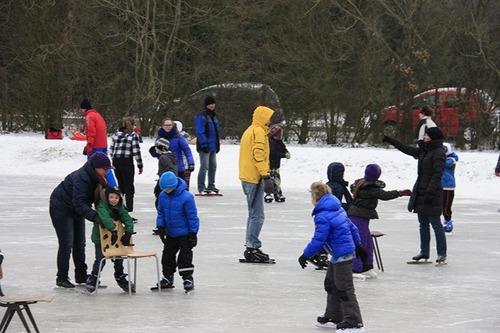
495 172 500 177
298 254 308 269
263 176 274 194
157 227 167 243
121 232 133 246
110 230 118 245
355 245 368 261
188 164 195 172
201 147 210 153
138 167 143 175
324 276 333 294
285 151 291 159
188 233 197 248
399 189 412 196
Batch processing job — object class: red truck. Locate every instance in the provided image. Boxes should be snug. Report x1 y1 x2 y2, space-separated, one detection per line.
382 87 497 139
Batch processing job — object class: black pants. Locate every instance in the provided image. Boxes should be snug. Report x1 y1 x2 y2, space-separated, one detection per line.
442 190 454 221
90 243 124 279
112 157 135 211
161 235 194 278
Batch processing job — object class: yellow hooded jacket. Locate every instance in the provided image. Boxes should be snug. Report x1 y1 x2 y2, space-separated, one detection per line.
239 106 275 184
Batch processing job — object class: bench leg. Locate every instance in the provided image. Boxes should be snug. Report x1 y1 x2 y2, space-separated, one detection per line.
372 237 384 272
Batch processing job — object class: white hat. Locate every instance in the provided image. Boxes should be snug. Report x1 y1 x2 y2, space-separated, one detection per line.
443 142 453 156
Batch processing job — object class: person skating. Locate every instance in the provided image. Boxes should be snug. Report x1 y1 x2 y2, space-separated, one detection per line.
265 124 291 203
326 162 353 211
441 142 458 232
348 164 411 277
86 186 135 294
153 172 199 292
239 106 275 262
298 181 366 332
383 127 447 264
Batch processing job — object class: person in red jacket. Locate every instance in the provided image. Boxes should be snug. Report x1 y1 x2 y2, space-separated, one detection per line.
80 98 117 186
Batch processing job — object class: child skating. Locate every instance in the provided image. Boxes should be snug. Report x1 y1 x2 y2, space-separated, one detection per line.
85 186 135 294
152 171 200 292
442 142 458 232
298 181 366 332
265 124 291 203
348 164 411 278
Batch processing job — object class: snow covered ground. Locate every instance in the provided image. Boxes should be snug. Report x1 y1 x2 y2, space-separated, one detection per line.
0 133 499 332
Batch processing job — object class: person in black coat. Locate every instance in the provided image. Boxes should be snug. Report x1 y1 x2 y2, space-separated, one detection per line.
49 152 113 288
326 162 352 211
383 127 448 263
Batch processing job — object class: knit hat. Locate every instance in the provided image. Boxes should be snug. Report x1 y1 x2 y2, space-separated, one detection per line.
90 152 115 169
269 124 283 140
159 171 178 191
443 142 454 156
426 127 444 140
364 164 381 181
154 138 170 151
204 96 216 106
80 98 92 110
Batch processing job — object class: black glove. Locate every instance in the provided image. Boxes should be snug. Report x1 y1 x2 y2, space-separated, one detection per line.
121 232 133 246
263 176 274 194
188 164 195 172
201 147 210 153
110 230 118 245
324 276 333 294
188 233 197 248
355 245 368 261
298 254 309 269
157 227 167 243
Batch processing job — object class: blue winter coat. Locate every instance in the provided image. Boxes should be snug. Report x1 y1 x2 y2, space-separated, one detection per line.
49 161 102 222
153 126 194 172
195 110 221 153
303 194 361 264
156 177 200 237
441 152 458 190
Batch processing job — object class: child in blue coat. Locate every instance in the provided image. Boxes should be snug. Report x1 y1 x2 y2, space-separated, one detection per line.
153 171 200 292
442 143 458 232
298 181 366 332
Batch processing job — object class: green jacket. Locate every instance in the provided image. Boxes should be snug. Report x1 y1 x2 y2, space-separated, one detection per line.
92 200 134 244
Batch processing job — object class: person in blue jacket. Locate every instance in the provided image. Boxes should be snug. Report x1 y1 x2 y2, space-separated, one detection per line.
298 181 366 332
442 142 458 232
49 152 114 288
195 96 221 193
153 171 200 292
150 118 195 190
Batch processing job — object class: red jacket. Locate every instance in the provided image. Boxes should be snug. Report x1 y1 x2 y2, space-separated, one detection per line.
84 109 108 149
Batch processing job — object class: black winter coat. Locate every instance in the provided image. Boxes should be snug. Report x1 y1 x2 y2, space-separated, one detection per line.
49 161 103 221
269 137 288 170
326 162 352 210
348 179 400 219
384 136 445 215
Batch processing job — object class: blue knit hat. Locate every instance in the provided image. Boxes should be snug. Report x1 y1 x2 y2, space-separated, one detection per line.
364 164 381 181
159 171 178 190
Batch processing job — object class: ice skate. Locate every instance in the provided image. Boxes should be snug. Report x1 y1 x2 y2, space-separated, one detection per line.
264 194 274 203
116 274 136 293
151 275 175 290
275 194 286 202
435 255 447 266
183 276 194 293
55 278 75 289
315 316 338 328
407 253 431 264
205 186 219 194
352 273 366 281
443 220 453 233
335 321 365 332
240 248 275 263
361 269 378 279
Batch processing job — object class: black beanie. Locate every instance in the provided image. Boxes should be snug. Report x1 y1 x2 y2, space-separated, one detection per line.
204 96 216 106
80 98 92 110
426 127 444 140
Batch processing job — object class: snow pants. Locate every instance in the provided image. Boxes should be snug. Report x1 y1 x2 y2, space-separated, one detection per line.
350 216 373 273
161 235 194 278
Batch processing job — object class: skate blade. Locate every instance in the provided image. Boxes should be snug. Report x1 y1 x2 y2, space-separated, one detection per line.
53 286 78 293
150 285 175 291
352 273 366 281
184 288 194 294
435 262 448 267
315 322 337 329
406 260 432 265
239 258 276 264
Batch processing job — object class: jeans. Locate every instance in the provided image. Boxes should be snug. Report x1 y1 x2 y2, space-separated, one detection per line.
50 205 87 281
197 151 217 192
417 213 447 257
241 181 265 249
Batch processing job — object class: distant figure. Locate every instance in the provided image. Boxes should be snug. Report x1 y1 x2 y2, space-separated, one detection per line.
441 142 458 232
80 98 117 186
151 138 178 209
49 152 114 288
153 172 200 293
383 127 447 264
348 164 411 277
195 96 221 193
298 181 366 331
264 124 291 203
85 186 135 294
239 106 275 262
415 105 437 142
326 162 352 211
110 117 143 221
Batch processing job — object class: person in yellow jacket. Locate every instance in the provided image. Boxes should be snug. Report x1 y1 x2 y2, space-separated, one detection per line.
239 106 275 262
